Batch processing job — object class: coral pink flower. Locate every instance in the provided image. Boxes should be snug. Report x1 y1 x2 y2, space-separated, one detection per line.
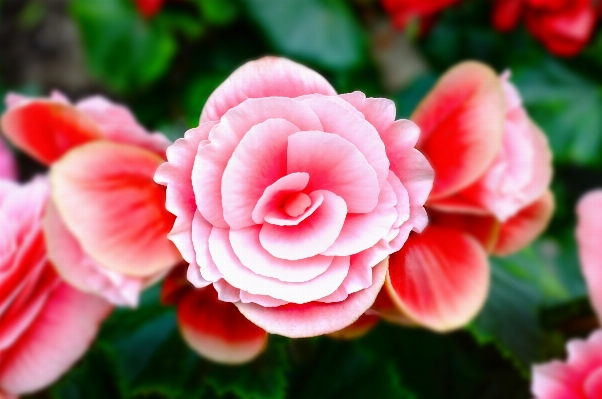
371 62 553 332
0 177 111 397
381 0 460 29
155 56 434 338
492 0 597 57
0 139 15 180
162 265 267 364
1 92 181 307
531 191 602 398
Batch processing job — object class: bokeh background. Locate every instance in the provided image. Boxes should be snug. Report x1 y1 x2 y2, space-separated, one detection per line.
2 0 600 398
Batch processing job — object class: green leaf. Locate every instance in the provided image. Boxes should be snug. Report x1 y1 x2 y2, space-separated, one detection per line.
513 58 602 166
70 0 177 92
288 336 415 399
49 345 126 399
204 337 290 399
184 73 229 127
193 0 238 26
240 0 365 71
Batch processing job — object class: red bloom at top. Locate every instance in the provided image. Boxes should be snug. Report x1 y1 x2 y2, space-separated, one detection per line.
492 0 597 57
382 0 460 29
134 0 165 19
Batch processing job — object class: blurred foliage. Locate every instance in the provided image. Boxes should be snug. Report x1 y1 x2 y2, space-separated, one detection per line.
8 0 602 397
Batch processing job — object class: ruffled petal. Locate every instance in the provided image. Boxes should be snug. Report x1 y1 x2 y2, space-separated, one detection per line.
1 100 102 165
155 123 217 265
236 259 388 338
221 118 300 229
50 141 180 277
338 92 397 135
493 190 554 256
194 98 322 228
259 190 347 260
322 181 397 256
412 62 505 200
201 57 336 123
386 226 490 332
328 313 379 340
230 225 334 283
302 97 390 189
209 227 349 303
287 131 380 213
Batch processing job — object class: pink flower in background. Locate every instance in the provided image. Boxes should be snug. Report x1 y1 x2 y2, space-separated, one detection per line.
531 191 602 398
371 62 553 332
161 265 267 364
0 177 111 397
0 139 15 180
155 56 434 338
0 92 181 307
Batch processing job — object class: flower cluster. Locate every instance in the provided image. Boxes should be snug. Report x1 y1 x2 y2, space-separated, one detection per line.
0 56 558 396
493 0 598 57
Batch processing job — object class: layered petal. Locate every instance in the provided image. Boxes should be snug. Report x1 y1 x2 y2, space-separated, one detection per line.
385 226 490 331
412 62 505 200
50 141 180 277
236 259 388 338
201 57 336 123
1 99 102 165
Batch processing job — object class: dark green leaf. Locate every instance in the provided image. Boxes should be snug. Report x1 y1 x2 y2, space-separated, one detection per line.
70 0 177 92
240 0 365 71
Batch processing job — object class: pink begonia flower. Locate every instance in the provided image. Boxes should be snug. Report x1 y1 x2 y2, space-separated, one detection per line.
371 62 553 332
0 139 16 180
155 56 434 338
0 177 111 397
530 191 602 398
0 92 181 307
162 265 267 364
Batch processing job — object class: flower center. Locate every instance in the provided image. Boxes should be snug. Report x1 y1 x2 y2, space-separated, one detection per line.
283 192 311 217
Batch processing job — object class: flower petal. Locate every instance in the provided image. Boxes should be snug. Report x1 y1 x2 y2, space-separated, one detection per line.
221 118 300 229
412 62 505 200
576 190 602 319
259 190 347 261
50 141 180 277
252 173 310 224
44 201 144 307
494 190 554 256
236 259 388 338
287 131 380 213
177 286 267 365
0 284 111 395
328 313 379 340
230 225 334 283
201 57 336 123
210 227 349 303
155 123 217 266
194 98 322 228
386 226 490 332
1 100 103 165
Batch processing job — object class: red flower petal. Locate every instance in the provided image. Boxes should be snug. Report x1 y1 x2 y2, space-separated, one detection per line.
177 285 267 365
412 62 506 200
493 190 554 256
386 226 490 331
1 101 102 165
